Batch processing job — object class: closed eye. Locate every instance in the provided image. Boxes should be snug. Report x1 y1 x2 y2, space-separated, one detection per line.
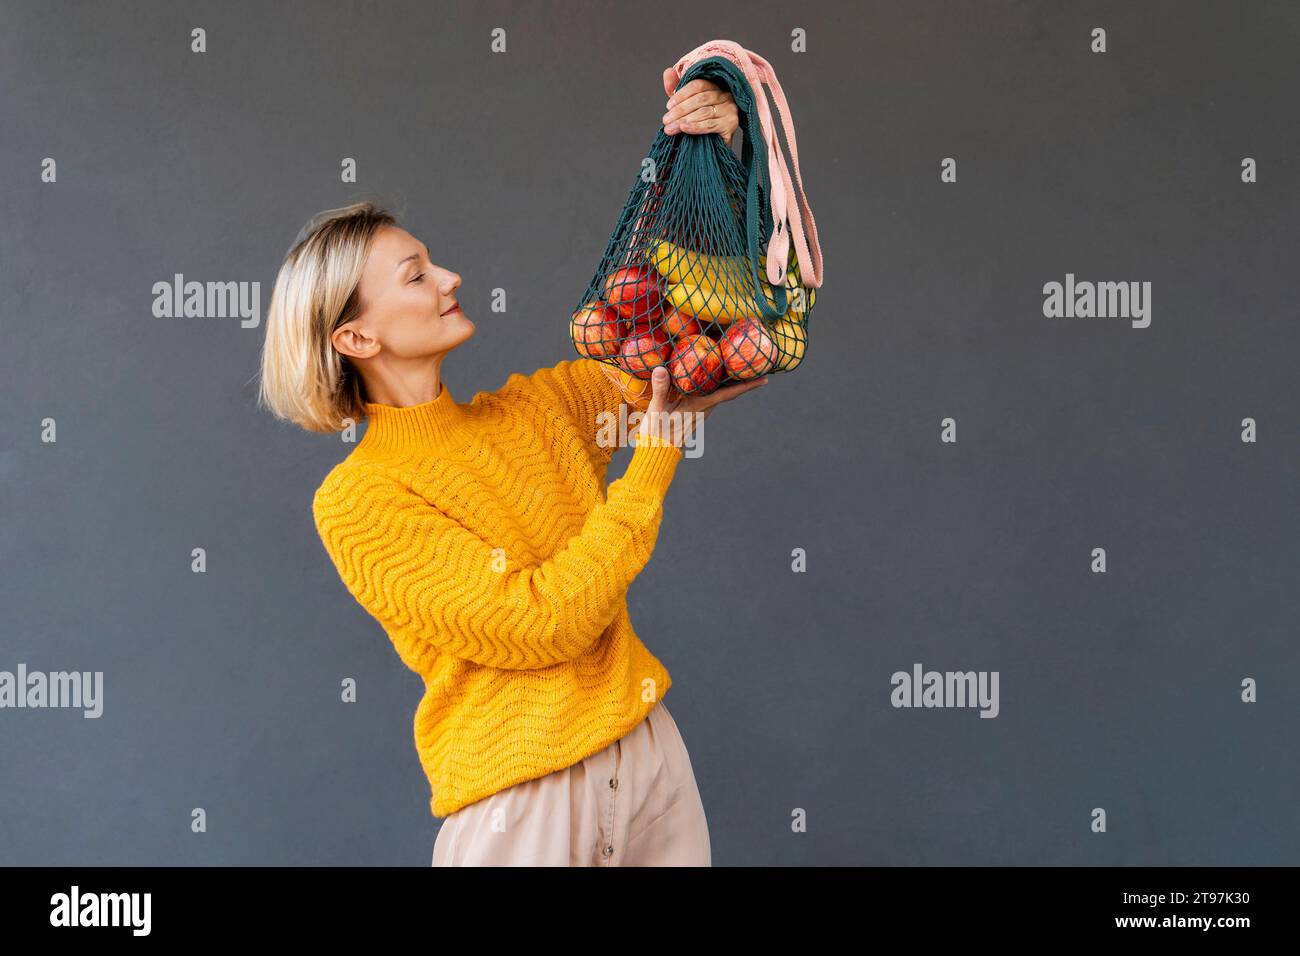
409 273 425 283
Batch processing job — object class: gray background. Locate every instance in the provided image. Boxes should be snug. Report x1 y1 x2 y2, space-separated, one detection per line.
2 0 1297 865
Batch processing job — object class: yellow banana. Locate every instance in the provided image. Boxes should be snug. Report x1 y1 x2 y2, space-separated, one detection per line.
654 241 816 324
665 279 755 324
650 239 816 304
667 271 802 325
649 239 748 287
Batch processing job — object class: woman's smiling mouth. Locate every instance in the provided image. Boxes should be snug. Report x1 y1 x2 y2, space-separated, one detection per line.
441 303 462 316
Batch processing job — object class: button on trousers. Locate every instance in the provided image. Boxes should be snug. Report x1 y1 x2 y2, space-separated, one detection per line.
432 699 711 866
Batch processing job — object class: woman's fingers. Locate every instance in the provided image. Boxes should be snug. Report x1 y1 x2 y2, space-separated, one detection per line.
683 376 769 412
661 75 741 142
666 84 721 115
665 77 713 106
664 91 732 129
673 106 731 136
638 370 768 447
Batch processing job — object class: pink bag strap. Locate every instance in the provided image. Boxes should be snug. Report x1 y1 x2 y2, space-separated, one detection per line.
669 40 824 290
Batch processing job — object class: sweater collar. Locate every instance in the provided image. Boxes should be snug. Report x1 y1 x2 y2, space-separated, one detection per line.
355 381 479 455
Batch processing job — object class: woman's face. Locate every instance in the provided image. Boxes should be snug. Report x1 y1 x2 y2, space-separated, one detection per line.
339 225 476 363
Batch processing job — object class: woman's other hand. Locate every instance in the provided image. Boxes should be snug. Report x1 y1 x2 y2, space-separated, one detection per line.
661 71 740 147
634 365 767 449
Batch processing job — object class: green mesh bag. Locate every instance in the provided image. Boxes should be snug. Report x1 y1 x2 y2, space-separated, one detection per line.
570 56 816 400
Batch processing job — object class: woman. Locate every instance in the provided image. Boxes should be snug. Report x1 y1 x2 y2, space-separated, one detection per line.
258 74 761 866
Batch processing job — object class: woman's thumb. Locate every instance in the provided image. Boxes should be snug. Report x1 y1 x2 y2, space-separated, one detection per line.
662 67 678 98
649 365 669 405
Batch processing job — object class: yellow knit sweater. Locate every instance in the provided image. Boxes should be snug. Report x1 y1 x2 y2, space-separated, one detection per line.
311 357 684 818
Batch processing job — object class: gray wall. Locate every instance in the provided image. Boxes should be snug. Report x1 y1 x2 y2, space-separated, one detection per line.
2 0 1296 865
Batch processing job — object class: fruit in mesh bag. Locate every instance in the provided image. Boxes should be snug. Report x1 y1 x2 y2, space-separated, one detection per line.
759 251 816 316
598 361 657 412
664 279 754 326
660 307 702 341
618 324 673 380
604 265 663 323
650 239 746 286
571 301 627 359
720 317 777 379
652 239 808 327
770 317 807 371
651 240 753 326
668 333 726 395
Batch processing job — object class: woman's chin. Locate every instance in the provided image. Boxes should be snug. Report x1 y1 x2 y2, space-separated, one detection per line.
438 312 475 339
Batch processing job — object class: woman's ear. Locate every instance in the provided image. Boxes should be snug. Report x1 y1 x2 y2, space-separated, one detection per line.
332 321 379 361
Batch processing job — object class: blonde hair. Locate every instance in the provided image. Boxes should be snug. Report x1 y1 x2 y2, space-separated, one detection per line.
257 200 399 433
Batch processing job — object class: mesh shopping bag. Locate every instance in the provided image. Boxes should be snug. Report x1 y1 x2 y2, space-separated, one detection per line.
571 43 822 401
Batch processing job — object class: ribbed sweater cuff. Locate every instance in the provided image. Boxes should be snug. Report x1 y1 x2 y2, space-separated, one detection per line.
622 435 683 497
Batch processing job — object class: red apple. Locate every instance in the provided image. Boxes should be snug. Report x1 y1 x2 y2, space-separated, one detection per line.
719 317 777 380
604 265 663 323
625 308 678 344
669 334 726 394
570 301 627 359
660 307 702 340
618 326 673 380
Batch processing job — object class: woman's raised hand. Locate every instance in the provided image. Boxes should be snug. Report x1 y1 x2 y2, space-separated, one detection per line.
661 71 740 146
634 365 768 449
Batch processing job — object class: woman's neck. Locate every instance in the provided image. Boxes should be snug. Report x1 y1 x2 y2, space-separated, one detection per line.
354 377 478 456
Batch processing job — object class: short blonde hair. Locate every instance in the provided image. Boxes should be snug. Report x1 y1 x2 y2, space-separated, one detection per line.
257 200 399 433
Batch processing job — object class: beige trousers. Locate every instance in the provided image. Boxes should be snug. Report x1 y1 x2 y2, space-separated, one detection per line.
432 699 711 866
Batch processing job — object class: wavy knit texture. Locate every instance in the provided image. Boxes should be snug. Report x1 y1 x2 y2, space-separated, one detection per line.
311 357 684 818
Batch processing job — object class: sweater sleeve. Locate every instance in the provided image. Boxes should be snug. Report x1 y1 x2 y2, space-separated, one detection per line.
312 435 684 670
516 358 626 456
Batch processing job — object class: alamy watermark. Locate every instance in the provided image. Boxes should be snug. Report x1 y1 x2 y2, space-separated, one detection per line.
1043 272 1151 328
50 885 150 935
891 662 999 718
596 406 705 458
1 664 103 717
152 274 260 328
